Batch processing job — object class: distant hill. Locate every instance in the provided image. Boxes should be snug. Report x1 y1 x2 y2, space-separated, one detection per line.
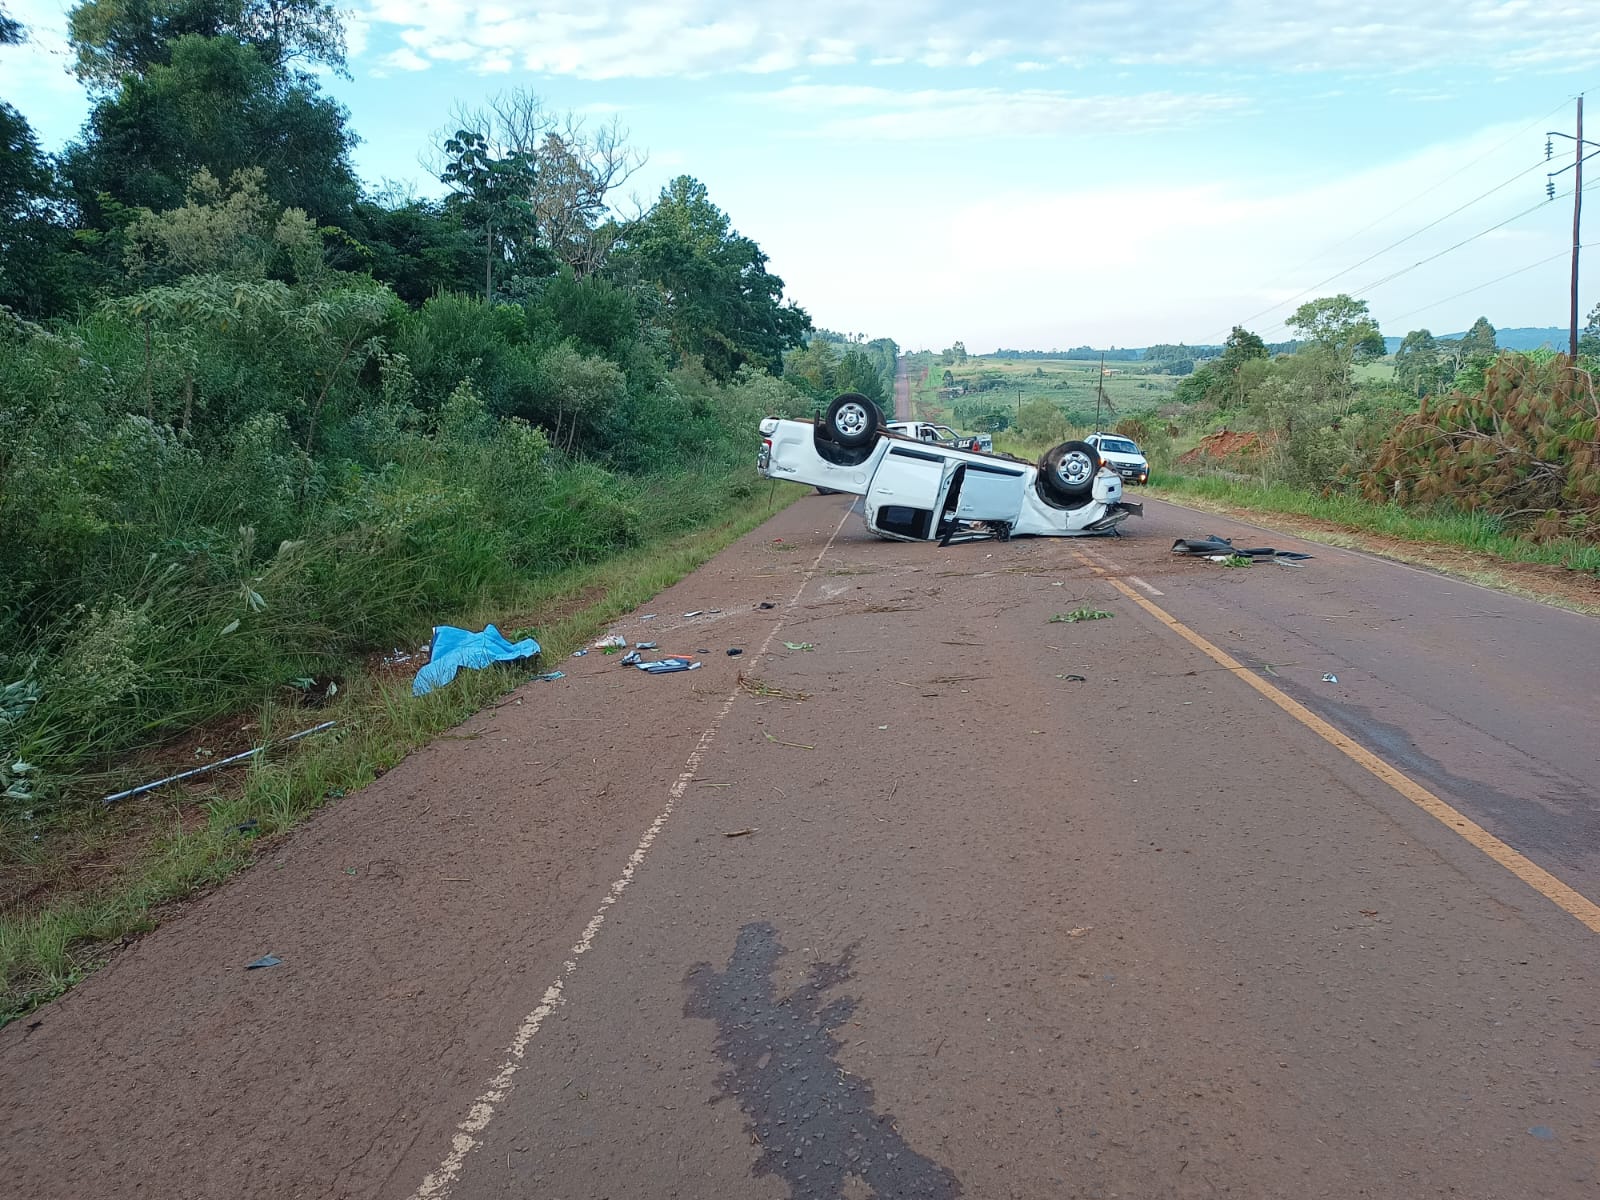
1381 326 1566 354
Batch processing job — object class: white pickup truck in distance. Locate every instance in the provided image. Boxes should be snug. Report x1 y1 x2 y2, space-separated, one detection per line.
885 420 993 453
759 393 1142 543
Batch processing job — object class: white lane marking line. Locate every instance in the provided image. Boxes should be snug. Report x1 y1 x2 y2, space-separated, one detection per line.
409 506 853 1200
1080 546 1163 597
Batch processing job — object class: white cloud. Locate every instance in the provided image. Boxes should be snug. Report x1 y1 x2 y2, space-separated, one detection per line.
382 46 432 71
758 119 1576 348
348 0 1600 79
757 84 1250 138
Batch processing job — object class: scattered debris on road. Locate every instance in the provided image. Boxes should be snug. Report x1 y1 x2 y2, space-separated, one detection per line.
620 651 642 665
412 625 541 697
738 674 810 701
1050 609 1113 623
1056 673 1088 682
1322 672 1339 683
783 641 816 651
594 635 627 652
1172 535 1313 562
727 648 743 657
637 656 701 674
763 732 815 749
246 955 282 970
635 641 658 650
723 828 756 838
532 671 565 682
758 601 776 609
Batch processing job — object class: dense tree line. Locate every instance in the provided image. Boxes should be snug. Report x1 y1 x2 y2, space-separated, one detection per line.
0 0 843 801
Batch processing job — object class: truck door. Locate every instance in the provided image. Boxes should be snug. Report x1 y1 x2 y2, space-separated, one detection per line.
864 444 945 540
948 458 1029 521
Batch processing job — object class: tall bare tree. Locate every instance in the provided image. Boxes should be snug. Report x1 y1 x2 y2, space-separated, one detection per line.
430 90 646 279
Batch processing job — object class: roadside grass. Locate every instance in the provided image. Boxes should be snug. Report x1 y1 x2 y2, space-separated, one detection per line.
0 483 807 1025
1149 472 1600 578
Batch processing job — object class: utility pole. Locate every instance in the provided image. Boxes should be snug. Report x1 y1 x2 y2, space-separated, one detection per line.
1095 353 1106 429
1546 96 1600 363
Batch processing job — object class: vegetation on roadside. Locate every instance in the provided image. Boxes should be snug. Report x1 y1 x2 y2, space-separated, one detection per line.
928 295 1600 574
0 496 803 1024
0 0 904 819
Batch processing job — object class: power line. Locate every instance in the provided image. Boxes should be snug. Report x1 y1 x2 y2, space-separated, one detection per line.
1384 246 1584 326
1257 177 1597 340
1226 153 1553 339
1266 97 1574 286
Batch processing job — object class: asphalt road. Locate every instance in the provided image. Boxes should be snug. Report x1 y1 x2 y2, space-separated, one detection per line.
3 493 1598 1200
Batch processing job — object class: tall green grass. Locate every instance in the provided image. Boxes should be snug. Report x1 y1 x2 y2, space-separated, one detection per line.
0 486 803 1023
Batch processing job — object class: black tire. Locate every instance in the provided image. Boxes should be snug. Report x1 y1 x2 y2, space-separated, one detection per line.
822 393 881 449
814 486 840 495
1036 440 1101 506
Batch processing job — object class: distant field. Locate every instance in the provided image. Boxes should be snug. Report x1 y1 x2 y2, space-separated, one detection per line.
917 356 1179 425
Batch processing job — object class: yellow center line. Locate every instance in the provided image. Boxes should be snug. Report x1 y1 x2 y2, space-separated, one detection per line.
1072 550 1600 936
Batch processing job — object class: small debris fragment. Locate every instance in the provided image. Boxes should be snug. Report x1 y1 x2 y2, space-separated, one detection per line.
1321 672 1339 683
638 657 701 674
763 732 815 749
1528 1125 1557 1141
1066 926 1093 938
594 634 627 652
620 650 642 666
635 641 658 650
571 649 588 658
532 670 565 682
727 648 743 657
1050 609 1113 623
723 828 757 838
783 641 816 651
640 614 657 621
246 955 282 970
683 610 704 618
1056 673 1088 682
232 818 260 836
758 602 776 610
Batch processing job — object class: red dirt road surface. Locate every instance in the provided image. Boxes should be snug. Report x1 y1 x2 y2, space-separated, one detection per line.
4 494 1599 1200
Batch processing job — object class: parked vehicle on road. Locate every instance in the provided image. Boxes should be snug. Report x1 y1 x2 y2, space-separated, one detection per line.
759 394 1141 543
885 420 993 453
1085 433 1150 485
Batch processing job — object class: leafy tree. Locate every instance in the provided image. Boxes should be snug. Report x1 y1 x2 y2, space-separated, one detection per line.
834 349 885 405
342 194 480 305
438 128 540 302
1393 329 1440 398
67 0 346 87
63 34 358 225
1580 301 1600 359
1 3 20 44
122 165 322 282
613 175 808 379
1459 316 1496 358
1287 295 1386 366
1218 325 1269 376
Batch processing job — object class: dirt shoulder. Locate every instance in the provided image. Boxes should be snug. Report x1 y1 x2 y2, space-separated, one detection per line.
1150 489 1600 615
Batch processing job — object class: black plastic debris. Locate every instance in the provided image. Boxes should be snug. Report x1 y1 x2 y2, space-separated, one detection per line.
728 648 743 657
758 601 776 610
1172 534 1312 561
232 818 259 836
638 657 701 674
246 955 282 969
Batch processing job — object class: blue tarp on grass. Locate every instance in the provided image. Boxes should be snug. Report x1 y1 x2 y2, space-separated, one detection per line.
412 624 541 696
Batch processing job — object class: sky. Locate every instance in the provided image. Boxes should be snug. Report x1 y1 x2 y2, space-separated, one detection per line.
3 0 1599 352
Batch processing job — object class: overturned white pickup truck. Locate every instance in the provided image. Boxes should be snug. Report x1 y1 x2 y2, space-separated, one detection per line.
759 394 1142 543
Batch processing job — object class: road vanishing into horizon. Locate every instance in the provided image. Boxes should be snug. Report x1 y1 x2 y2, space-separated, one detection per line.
4 493 1599 1199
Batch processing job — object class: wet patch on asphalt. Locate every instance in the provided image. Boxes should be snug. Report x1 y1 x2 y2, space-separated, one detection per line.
685 921 962 1199
1275 681 1600 874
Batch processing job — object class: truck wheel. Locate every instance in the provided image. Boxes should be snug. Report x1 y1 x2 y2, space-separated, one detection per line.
1037 440 1101 506
823 393 880 449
